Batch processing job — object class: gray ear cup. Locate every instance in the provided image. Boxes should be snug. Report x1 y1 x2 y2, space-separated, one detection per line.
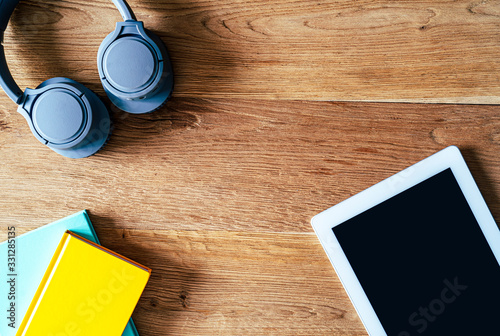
0 0 159 158
17 78 111 158
98 21 174 114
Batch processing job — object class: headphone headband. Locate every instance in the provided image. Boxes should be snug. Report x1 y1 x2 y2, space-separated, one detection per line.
0 0 19 42
0 0 21 103
112 0 136 21
0 0 136 104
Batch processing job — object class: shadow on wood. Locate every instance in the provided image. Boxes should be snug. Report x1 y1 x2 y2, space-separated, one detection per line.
87 211 202 336
460 146 500 227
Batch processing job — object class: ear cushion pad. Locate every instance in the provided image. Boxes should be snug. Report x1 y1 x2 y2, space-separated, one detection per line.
18 77 111 159
98 21 174 114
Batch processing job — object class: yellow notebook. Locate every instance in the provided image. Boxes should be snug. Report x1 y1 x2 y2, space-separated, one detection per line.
16 231 151 336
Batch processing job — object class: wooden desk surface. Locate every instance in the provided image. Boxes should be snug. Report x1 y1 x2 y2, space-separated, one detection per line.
1 1 500 335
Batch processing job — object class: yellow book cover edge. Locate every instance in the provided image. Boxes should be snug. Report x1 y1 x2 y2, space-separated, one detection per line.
15 232 71 336
67 231 152 274
15 231 151 336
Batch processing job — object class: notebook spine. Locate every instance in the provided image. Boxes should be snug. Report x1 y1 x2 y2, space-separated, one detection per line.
15 233 70 336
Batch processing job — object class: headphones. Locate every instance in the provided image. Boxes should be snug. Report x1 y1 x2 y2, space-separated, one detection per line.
0 0 174 158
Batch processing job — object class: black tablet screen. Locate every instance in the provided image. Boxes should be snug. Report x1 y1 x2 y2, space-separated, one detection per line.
333 168 500 335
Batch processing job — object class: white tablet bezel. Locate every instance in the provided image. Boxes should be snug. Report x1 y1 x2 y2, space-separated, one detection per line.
311 146 500 335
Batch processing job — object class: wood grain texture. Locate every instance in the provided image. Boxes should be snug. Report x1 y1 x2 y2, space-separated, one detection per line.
2 0 500 102
2 1 500 335
0 99 499 234
95 228 365 336
2 100 500 335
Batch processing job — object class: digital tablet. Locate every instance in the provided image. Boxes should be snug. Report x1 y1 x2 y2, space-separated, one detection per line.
311 146 500 336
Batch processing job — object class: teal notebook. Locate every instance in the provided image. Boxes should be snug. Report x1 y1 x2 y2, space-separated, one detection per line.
0 210 140 336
